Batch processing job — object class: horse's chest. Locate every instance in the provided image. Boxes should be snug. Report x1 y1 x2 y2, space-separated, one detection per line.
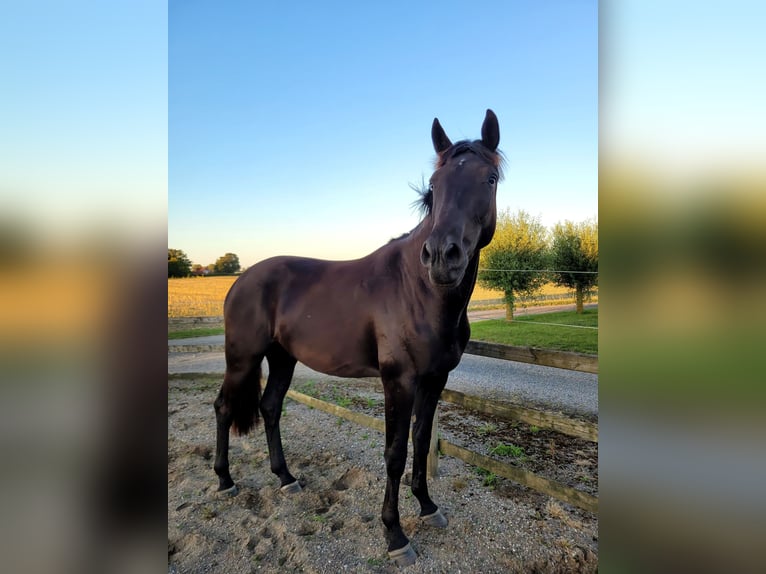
406 323 465 374
430 341 463 373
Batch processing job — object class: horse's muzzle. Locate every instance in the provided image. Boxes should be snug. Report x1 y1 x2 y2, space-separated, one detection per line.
420 237 466 287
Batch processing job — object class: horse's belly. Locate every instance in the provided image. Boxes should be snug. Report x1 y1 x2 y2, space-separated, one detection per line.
278 329 380 379
297 353 380 379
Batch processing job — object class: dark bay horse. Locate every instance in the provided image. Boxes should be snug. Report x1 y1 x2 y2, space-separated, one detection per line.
214 109 503 566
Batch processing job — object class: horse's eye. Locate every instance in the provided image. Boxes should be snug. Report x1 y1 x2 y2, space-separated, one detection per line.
488 175 497 185
429 183 434 192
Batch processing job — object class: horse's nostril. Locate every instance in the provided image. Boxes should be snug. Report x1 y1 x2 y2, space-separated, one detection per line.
444 243 462 264
420 242 432 265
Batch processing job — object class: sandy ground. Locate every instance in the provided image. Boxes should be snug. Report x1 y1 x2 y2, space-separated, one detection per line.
168 376 598 573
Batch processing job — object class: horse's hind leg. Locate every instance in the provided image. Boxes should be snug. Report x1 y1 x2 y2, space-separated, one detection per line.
213 359 263 493
213 389 236 493
262 344 300 492
411 373 449 527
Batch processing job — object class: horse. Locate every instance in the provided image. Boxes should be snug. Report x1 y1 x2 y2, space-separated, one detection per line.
213 109 503 566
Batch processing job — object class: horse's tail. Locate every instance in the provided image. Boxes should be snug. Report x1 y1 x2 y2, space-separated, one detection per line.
220 268 265 435
221 362 262 436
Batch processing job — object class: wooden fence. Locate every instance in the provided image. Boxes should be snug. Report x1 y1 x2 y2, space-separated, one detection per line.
168 339 597 375
169 317 597 372
464 340 597 374
440 388 597 442
284 388 598 513
169 318 599 512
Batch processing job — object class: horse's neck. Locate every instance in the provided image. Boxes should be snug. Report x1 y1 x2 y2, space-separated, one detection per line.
453 254 480 310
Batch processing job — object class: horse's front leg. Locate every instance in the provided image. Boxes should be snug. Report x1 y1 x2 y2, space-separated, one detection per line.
411 373 449 527
381 374 417 566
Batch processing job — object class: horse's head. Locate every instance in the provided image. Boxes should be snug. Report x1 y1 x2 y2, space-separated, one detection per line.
420 109 503 288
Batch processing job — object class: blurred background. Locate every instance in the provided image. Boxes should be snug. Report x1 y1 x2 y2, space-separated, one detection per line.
1 1 764 573
600 1 765 572
1 2 167 573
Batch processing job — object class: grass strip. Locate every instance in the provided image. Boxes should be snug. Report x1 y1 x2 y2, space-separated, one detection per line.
470 309 597 355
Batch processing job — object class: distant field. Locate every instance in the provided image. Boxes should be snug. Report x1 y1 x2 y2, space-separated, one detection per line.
471 282 597 306
472 282 575 300
470 283 504 301
168 276 593 317
168 276 236 317
169 277 598 354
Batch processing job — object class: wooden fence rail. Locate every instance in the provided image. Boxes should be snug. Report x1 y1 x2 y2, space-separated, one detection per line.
464 341 598 374
438 441 598 513
440 388 597 442
285 389 597 513
168 318 598 374
168 339 598 375
169 316 599 511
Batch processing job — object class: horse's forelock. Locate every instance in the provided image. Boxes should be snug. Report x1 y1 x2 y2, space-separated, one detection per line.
434 140 505 181
407 140 504 223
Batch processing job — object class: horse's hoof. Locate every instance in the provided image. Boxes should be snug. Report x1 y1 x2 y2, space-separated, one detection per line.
421 508 448 528
388 542 416 567
216 484 238 497
280 480 302 494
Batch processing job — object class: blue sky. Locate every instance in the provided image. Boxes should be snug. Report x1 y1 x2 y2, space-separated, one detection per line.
1 1 167 242
2 2 762 269
169 1 598 267
603 1 766 171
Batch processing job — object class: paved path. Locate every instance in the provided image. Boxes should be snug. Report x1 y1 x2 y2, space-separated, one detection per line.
168 303 598 418
169 347 597 420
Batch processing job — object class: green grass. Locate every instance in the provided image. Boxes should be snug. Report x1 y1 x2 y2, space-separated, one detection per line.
336 396 352 408
469 309 598 355
490 442 526 459
477 423 498 436
166 309 598 355
296 380 317 396
475 467 498 488
168 327 224 339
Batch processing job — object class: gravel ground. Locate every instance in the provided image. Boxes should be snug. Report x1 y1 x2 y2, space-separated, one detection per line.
168 376 598 573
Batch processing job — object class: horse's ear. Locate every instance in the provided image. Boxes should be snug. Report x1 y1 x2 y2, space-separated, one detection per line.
481 109 500 152
431 118 452 154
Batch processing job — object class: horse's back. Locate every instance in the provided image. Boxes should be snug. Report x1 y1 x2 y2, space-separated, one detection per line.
223 255 382 376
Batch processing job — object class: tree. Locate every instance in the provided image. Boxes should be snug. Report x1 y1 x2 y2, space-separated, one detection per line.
550 219 598 313
168 248 192 277
214 252 241 275
478 209 549 320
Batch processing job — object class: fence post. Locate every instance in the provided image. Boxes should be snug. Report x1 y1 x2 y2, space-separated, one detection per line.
427 408 439 478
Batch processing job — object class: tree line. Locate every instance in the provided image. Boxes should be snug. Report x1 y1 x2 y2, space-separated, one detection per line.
479 210 598 319
168 250 241 277
168 210 597 320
